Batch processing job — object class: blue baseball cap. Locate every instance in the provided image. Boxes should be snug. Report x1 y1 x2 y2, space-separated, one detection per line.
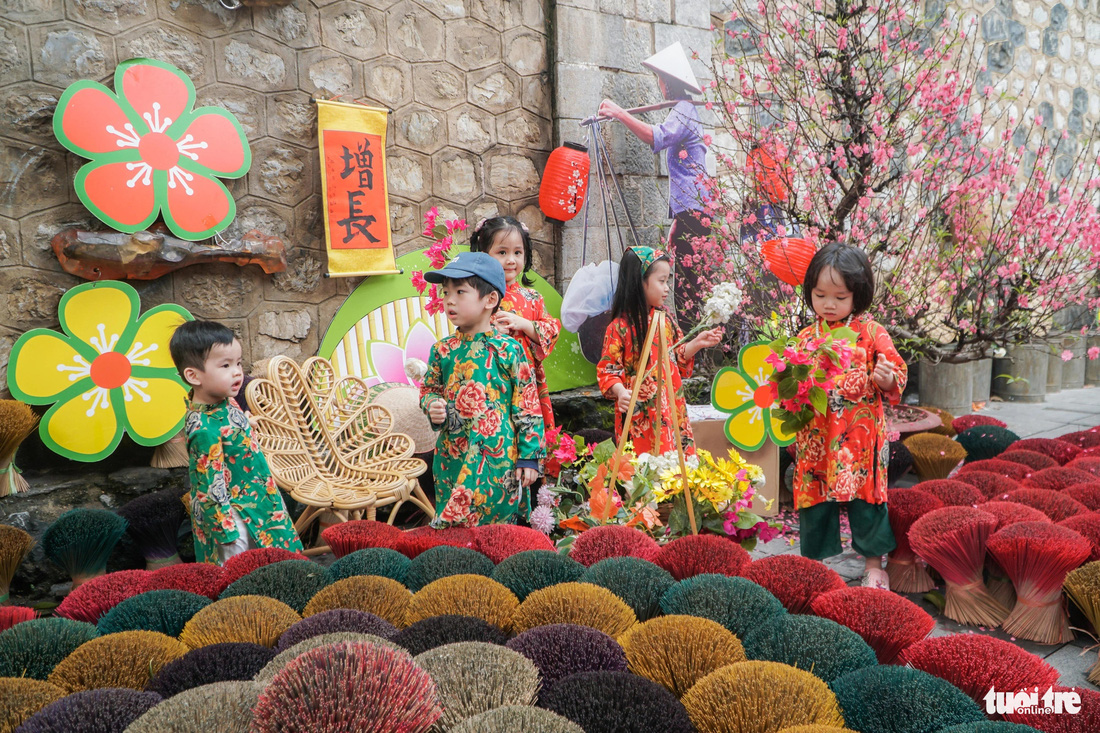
424 251 506 298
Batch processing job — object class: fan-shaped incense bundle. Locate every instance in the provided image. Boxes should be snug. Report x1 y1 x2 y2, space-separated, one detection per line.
1064 560 1100 684
151 429 188 469
42 509 128 588
957 458 1033 481
954 470 1023 500
658 574 785 639
393 614 508 656
0 524 33 605
473 523 555 563
920 406 957 436
1067 457 1100 478
1059 429 1100 449
680 661 846 733
278 609 398 652
885 488 944 593
506 623 628 688
1025 467 1098 491
116 489 186 570
987 521 1092 644
952 415 1007 433
250 641 441 732
999 449 1060 471
1003 488 1089 523
320 520 402 557
955 426 1020 463
1063 482 1100 511
0 400 38 497
219 560 329 614
568 525 660 567
1008 438 1083 465
415 642 540 729
304 573 411 627
1058 514 1100 561
741 613 876 684
897 633 1059 708
492 550 586 602
538 670 693 733
908 506 1009 626
810 586 935 664
903 433 967 481
580 556 675 621
406 575 517 631
620 615 746 697
652 534 751 580
916 479 985 507
512 582 636 638
743 555 847 614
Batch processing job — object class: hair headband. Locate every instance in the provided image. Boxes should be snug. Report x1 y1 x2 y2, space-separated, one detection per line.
629 246 667 271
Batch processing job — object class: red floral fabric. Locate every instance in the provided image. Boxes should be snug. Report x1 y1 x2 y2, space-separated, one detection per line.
596 308 695 456
793 315 907 509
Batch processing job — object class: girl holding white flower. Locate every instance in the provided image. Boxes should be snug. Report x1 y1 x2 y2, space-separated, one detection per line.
597 246 723 456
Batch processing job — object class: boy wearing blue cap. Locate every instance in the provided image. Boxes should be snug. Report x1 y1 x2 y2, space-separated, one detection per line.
419 251 546 527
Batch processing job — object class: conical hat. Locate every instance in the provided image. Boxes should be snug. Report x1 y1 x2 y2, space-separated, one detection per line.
642 42 702 94
370 384 437 454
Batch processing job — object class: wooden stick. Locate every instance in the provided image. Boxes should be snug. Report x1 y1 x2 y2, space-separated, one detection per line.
659 314 698 535
605 315 662 520
581 100 712 126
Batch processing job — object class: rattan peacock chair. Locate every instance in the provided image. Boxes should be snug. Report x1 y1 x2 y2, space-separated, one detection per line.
247 356 433 555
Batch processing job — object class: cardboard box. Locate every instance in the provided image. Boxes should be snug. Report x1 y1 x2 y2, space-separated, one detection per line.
690 419 780 517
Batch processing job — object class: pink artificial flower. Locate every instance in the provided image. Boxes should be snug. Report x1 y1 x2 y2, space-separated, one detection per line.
554 439 578 464
765 352 787 372
422 207 439 236
411 270 428 294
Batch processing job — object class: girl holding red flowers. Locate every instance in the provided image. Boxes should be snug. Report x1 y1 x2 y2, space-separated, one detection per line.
597 246 722 456
794 243 907 590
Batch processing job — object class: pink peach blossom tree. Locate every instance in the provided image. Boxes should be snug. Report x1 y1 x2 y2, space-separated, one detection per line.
690 0 1100 361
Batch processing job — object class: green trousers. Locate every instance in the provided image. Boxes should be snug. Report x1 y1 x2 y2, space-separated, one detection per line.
798 499 896 560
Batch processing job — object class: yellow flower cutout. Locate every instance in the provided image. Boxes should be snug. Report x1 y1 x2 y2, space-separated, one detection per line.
711 341 796 451
6 281 193 462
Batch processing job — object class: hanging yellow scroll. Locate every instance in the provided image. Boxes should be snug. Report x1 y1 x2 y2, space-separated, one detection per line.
317 100 398 277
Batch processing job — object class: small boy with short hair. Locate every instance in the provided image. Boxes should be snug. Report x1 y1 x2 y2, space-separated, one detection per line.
169 320 303 565
419 252 545 527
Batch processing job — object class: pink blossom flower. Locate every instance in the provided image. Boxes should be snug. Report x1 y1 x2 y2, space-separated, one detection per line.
1061 350 1073 362
1089 347 1100 360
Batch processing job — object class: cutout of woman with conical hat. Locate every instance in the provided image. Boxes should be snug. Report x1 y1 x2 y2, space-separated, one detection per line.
598 41 713 332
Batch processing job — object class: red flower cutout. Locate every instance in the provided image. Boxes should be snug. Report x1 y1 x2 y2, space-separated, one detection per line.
53 58 251 241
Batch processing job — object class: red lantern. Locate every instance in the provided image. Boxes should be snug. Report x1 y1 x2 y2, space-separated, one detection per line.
747 146 791 204
539 142 590 222
761 237 815 286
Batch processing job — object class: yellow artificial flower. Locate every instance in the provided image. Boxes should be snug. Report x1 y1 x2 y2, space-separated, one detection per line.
7 281 192 462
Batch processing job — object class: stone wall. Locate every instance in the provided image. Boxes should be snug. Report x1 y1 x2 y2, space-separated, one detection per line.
0 0 553 381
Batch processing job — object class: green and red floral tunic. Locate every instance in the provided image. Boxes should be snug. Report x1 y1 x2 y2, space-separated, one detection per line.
596 308 696 456
420 330 546 527
793 316 908 510
185 397 303 564
500 282 560 429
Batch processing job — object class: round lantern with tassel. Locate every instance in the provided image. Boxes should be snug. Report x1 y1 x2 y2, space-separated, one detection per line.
761 237 815 287
539 142 590 222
